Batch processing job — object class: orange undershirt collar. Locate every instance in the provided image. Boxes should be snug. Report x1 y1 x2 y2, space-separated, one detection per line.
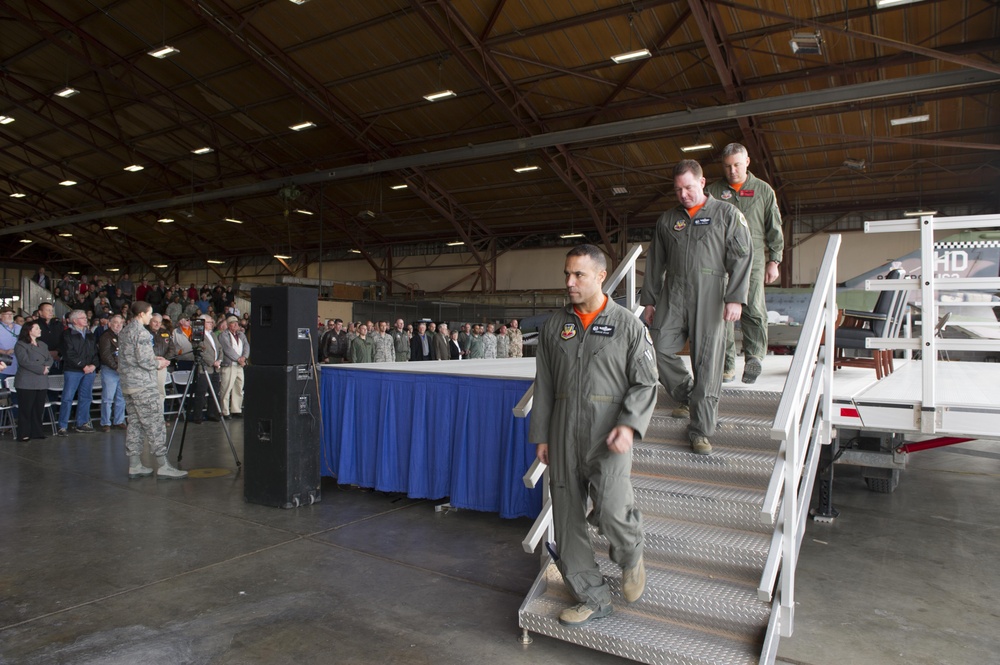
574 294 608 331
686 201 706 218
729 180 746 193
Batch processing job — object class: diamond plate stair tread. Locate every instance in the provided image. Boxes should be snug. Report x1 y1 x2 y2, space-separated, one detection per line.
593 515 770 584
632 441 774 487
646 414 777 451
592 557 770 638
520 594 760 665
655 388 781 420
632 475 773 532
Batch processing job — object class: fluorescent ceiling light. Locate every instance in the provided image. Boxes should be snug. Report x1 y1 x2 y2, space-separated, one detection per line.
876 0 925 7
153 264 168 268
446 241 465 246
54 87 79 98
390 184 408 190
294 209 313 215
103 225 118 230
106 268 120 272
843 158 866 171
147 45 179 59
288 0 310 4
513 165 540 173
423 90 456 102
560 233 585 239
348 249 362 254
680 143 713 153
67 271 80 275
191 146 213 155
58 233 73 237
904 210 938 217
19 239 32 243
157 217 174 223
890 114 930 126
123 164 144 172
611 49 651 64
207 259 225 264
0 115 14 124
273 254 292 260
612 186 628 195
790 32 822 55
9 192 26 198
289 121 316 131
59 180 77 186
224 217 243 224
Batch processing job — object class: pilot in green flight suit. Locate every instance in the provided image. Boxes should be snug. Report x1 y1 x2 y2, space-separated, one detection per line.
530 244 658 628
705 143 784 384
642 160 753 455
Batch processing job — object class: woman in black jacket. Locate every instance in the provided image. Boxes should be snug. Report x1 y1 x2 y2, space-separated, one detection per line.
14 322 53 441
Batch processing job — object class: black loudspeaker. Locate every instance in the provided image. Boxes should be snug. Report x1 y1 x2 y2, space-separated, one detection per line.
250 286 318 366
243 364 321 509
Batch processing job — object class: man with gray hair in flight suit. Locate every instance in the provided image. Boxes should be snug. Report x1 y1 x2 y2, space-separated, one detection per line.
705 143 784 384
642 159 753 455
530 244 658 628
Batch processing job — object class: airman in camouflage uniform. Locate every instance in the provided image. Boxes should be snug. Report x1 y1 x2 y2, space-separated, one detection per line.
119 301 187 479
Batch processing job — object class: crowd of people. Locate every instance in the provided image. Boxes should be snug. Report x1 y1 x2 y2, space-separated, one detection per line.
31 269 249 332
3 289 251 479
316 318 525 364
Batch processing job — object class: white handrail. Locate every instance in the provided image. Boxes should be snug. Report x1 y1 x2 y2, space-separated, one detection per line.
758 234 840 640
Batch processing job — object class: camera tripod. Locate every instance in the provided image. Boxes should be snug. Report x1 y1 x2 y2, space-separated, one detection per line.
166 347 241 467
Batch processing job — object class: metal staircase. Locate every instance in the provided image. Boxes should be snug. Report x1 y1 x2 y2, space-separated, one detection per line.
518 387 780 665
514 237 842 664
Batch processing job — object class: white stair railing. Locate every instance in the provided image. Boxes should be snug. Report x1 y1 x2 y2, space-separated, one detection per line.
516 244 644 555
757 234 841 664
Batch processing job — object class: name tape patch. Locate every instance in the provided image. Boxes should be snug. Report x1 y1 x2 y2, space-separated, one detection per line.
739 189 755 197
693 217 711 226
591 324 615 337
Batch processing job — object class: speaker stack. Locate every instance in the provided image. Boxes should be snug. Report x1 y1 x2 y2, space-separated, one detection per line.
244 286 322 508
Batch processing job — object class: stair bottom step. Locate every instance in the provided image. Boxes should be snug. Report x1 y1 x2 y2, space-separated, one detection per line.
520 595 761 665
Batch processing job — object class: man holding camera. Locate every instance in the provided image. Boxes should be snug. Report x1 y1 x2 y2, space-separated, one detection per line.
191 314 223 424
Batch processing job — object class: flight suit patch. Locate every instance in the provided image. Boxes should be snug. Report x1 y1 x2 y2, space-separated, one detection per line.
673 219 687 231
560 323 577 340
693 217 711 226
739 189 755 197
591 324 614 337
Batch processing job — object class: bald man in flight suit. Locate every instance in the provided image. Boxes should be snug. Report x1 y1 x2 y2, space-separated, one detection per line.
642 159 753 455
705 143 784 384
530 244 658 628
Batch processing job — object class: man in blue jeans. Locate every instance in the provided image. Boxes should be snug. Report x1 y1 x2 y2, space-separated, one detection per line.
97 314 126 432
57 310 100 436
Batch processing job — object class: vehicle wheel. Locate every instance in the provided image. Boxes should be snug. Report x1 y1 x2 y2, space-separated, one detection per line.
864 468 900 493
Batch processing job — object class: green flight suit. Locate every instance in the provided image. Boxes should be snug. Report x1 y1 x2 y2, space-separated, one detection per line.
529 299 658 607
349 336 375 363
706 172 784 369
640 195 753 439
467 333 485 359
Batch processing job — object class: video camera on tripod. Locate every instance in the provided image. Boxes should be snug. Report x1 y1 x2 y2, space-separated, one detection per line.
189 317 206 348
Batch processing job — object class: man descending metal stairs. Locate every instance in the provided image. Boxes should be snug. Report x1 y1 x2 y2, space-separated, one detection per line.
529 244 659 627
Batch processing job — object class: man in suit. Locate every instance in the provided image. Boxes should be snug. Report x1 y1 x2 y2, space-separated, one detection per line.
432 322 450 361
32 266 50 291
218 315 249 418
409 321 434 361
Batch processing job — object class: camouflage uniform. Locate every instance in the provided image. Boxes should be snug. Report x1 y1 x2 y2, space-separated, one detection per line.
483 332 498 358
507 328 523 358
118 318 168 458
373 331 395 363
496 334 510 359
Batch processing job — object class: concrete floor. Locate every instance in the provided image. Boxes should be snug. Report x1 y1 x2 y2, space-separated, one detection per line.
0 421 996 665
